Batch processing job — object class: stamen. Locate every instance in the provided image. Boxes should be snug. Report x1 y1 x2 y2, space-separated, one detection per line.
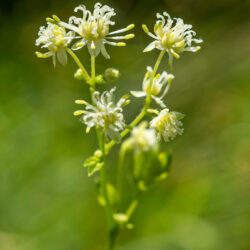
175 40 185 48
171 49 180 59
46 17 55 23
76 42 85 48
126 24 135 31
107 34 135 40
75 100 89 105
52 15 61 23
74 110 85 116
108 24 135 35
142 24 149 34
124 34 135 39
117 42 126 46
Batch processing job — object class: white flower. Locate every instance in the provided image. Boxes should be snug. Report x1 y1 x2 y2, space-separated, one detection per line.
74 88 129 143
142 12 203 67
150 108 185 142
131 66 174 107
130 121 158 152
57 3 135 58
35 22 74 66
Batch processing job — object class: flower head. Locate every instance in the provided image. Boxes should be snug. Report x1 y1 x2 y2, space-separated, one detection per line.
74 88 129 143
35 22 74 66
57 3 135 58
130 121 158 152
150 108 185 142
131 66 174 107
142 12 202 67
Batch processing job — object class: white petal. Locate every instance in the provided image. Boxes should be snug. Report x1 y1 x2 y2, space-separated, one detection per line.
52 54 56 67
35 51 53 58
106 128 121 143
143 41 157 52
184 46 200 52
87 41 101 57
193 38 203 43
130 91 146 98
58 21 79 34
100 44 110 59
57 49 67 66
72 39 86 50
152 96 166 108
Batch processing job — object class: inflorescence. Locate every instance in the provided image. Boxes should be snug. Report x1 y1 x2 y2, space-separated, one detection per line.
35 2 202 247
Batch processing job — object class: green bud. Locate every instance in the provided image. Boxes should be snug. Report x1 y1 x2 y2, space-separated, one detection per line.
74 68 85 80
121 99 130 107
113 213 128 224
104 68 120 82
94 150 102 158
95 75 105 84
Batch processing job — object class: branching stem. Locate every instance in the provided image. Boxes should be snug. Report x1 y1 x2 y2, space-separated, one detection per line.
105 50 165 153
66 48 90 81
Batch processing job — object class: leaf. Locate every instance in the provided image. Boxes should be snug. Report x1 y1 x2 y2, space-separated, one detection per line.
83 152 104 177
88 162 103 177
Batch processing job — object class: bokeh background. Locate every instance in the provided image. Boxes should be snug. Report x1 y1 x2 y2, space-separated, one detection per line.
1 0 250 249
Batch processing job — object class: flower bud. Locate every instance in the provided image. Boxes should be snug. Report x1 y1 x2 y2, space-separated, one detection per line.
74 68 85 80
104 68 120 82
95 75 105 84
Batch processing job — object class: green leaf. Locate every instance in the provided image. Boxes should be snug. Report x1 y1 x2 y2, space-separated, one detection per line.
88 162 103 177
83 150 104 177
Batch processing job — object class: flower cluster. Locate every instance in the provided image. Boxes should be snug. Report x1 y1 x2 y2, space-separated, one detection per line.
35 23 74 66
143 12 203 67
131 66 174 107
150 109 185 142
56 3 135 59
74 88 129 143
35 3 135 65
35 3 203 244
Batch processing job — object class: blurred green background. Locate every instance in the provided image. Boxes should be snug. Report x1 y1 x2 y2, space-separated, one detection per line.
1 0 250 249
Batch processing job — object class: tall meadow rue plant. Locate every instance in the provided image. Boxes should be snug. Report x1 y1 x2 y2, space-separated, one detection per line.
35 3 202 250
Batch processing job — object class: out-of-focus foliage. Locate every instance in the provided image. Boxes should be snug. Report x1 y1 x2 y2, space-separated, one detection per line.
0 0 250 249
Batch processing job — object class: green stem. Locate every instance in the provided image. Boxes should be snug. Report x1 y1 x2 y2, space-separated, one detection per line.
145 50 165 106
105 50 165 153
66 47 91 81
90 55 96 97
90 54 117 250
117 141 131 206
98 132 117 250
98 133 113 226
91 55 96 81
